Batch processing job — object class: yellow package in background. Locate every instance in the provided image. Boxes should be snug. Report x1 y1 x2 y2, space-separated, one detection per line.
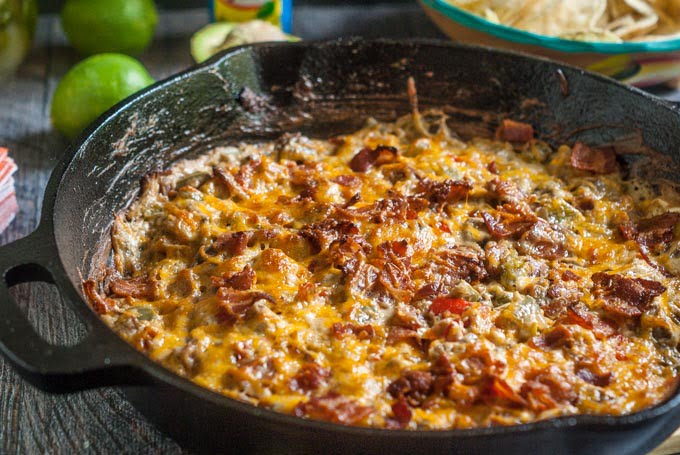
210 0 292 32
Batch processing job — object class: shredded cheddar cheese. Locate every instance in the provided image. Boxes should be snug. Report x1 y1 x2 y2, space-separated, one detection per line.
86 112 680 429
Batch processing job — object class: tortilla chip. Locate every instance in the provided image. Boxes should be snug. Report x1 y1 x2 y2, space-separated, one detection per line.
446 0 680 42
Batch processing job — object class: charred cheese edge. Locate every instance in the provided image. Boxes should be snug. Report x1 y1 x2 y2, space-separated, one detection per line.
86 112 680 429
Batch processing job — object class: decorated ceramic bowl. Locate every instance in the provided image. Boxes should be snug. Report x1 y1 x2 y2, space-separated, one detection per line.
420 0 680 87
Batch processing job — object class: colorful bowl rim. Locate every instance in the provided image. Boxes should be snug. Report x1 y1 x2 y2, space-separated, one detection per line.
422 0 680 54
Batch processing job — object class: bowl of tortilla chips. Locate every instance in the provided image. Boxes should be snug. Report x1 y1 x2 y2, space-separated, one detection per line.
420 0 680 86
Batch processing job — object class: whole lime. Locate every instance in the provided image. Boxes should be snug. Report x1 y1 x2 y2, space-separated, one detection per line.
60 0 158 56
51 53 154 139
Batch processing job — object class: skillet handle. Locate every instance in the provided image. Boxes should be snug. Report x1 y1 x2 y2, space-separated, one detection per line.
0 227 149 393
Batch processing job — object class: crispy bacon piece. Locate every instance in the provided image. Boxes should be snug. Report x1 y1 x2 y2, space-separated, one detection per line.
620 212 680 253
576 365 612 387
109 275 156 299
545 280 583 319
430 297 471 316
213 167 249 198
532 324 573 349
346 262 380 298
518 221 567 260
562 270 580 281
210 265 256 291
416 246 488 288
430 354 456 396
215 288 275 323
591 272 665 318
520 368 577 412
388 370 434 406
331 323 375 340
349 145 398 172
564 303 616 339
328 236 368 276
487 161 498 174
391 303 422 330
417 179 471 206
290 363 331 392
386 399 412 429
481 205 538 239
235 157 261 187
495 119 534 143
569 142 617 174
83 280 114 314
413 282 448 301
387 326 420 345
332 174 361 188
294 392 373 425
486 178 526 207
358 196 429 223
211 231 253 256
375 240 413 302
482 376 526 407
300 219 359 253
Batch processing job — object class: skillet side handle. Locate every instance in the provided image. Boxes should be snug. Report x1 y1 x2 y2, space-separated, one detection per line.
0 229 150 393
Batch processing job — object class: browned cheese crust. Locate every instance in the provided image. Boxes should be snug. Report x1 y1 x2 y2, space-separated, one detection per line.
85 113 680 429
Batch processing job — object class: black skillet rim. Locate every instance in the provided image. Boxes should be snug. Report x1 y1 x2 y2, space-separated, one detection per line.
47 37 680 441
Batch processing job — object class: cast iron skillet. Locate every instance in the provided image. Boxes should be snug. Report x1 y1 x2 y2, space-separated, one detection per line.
2 39 680 455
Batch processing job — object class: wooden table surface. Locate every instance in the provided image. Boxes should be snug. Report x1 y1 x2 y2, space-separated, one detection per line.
1 6 680 455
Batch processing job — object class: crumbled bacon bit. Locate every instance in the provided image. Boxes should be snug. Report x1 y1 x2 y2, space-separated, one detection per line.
213 167 250 198
562 270 580 281
300 219 359 253
215 288 274 323
576 365 612 387
331 323 375 340
416 246 488 287
564 303 616 339
387 399 412 429
518 221 567 260
621 212 680 253
413 282 448 301
359 196 429 223
544 278 583 319
235 157 261 187
481 206 538 239
328 236 368 276
210 265 256 290
290 363 331 392
569 142 617 174
486 178 526 207
388 370 434 406
495 119 534 143
483 376 526 407
591 272 665 318
532 325 573 349
349 145 398 172
430 297 471 316
109 275 156 300
387 326 420 345
520 368 576 412
332 174 361 188
417 178 471 206
374 240 413 302
487 161 498 174
211 231 254 256
83 280 114 314
294 392 373 425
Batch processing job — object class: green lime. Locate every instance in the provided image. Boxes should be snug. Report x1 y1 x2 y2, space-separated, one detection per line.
0 0 38 79
60 0 158 56
190 20 299 64
51 53 154 139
